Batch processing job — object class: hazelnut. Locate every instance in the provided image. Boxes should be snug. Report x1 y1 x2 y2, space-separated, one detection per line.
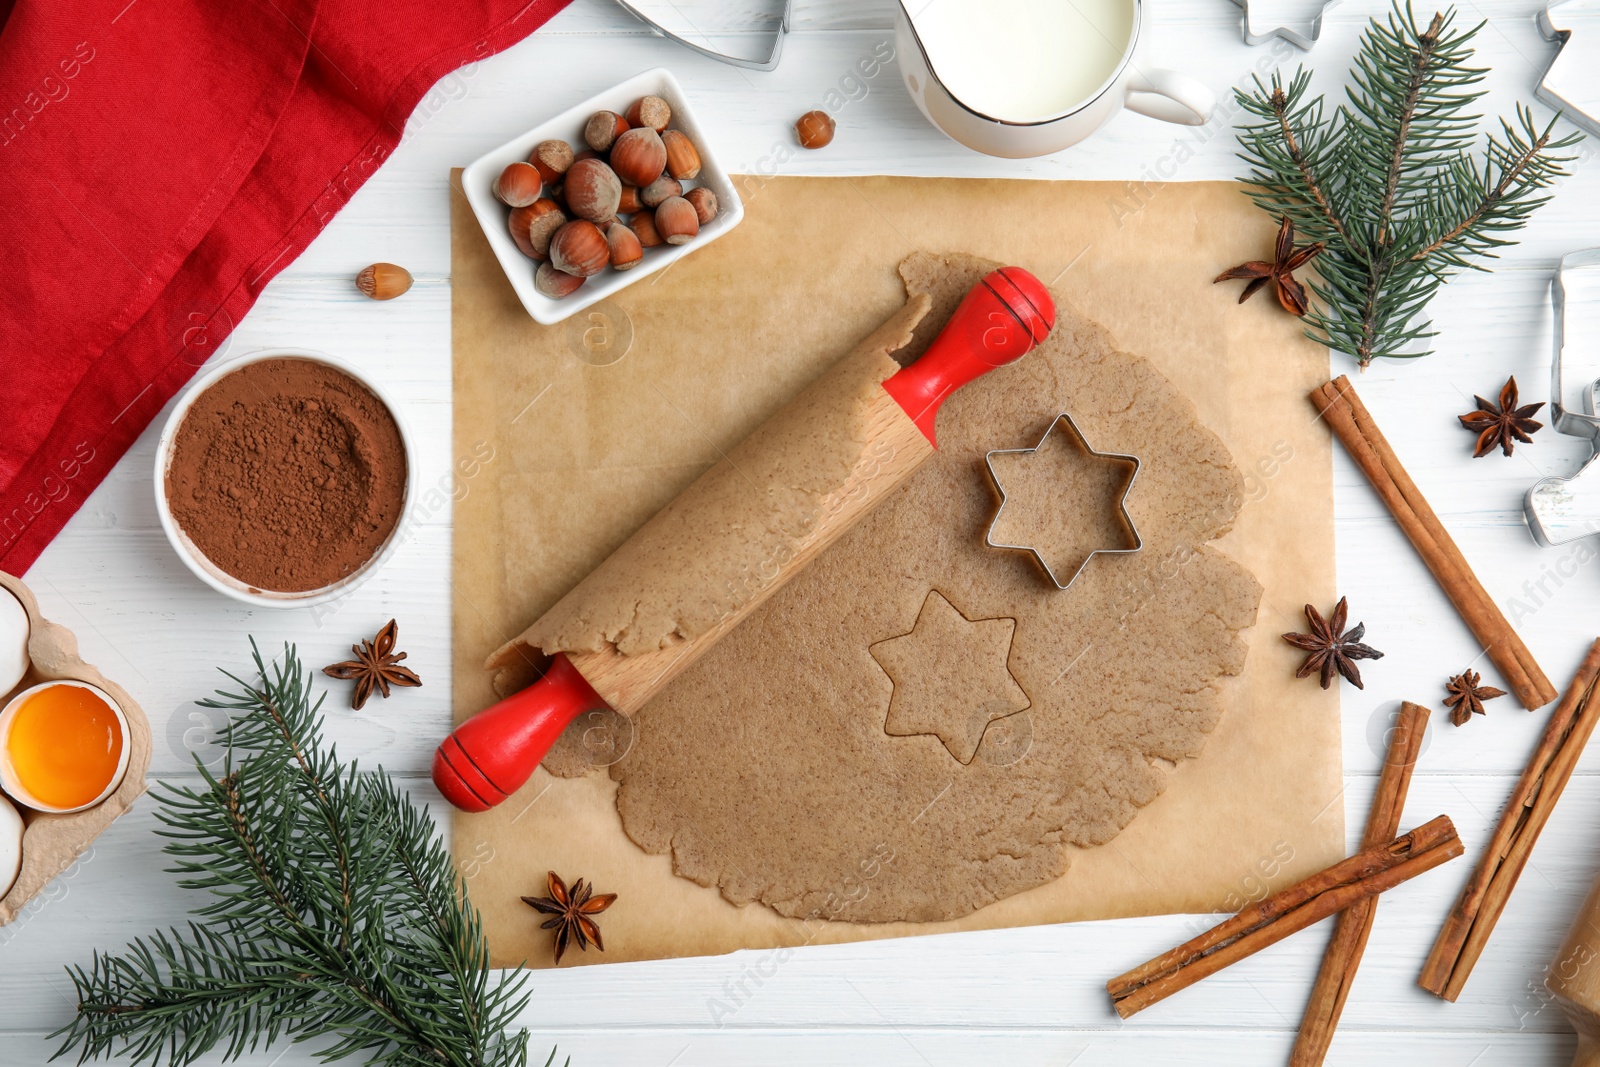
355 262 412 300
584 110 629 153
494 161 542 207
508 199 565 260
609 126 666 187
639 174 682 208
795 110 835 149
535 261 586 298
607 221 643 271
626 95 671 133
684 186 719 225
530 139 574 184
617 184 642 214
530 199 568 258
629 211 663 248
549 220 610 277
654 196 699 246
661 130 702 180
562 158 622 223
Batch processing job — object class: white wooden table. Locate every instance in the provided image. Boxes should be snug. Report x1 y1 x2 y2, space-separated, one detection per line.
6 0 1600 1062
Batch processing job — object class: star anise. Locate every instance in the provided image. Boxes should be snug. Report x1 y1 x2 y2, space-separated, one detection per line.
321 619 422 710
522 871 616 964
1213 215 1325 316
1443 669 1506 727
1282 597 1384 690
1458 377 1544 458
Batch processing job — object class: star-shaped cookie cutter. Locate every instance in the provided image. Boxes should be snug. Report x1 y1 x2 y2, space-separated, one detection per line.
1537 0 1600 139
613 0 792 70
983 413 1143 591
1229 0 1339 50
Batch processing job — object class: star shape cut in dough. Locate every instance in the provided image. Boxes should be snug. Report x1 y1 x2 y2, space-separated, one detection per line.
869 591 1031 764
984 414 1141 590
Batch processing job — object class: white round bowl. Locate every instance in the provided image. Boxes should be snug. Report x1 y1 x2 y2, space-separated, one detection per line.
0 680 131 815
153 348 418 608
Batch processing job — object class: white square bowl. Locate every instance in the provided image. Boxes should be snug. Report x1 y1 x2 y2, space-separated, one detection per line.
461 68 744 325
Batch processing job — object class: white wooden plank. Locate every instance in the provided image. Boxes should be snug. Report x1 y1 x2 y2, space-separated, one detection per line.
11 0 1600 1061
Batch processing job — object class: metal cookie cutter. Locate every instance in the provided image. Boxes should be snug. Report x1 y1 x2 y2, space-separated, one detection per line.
983 413 1143 591
613 0 793 71
1537 0 1600 139
1229 0 1340 50
1525 248 1600 546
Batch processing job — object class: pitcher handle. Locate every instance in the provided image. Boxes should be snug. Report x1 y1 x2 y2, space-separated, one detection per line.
1125 66 1215 126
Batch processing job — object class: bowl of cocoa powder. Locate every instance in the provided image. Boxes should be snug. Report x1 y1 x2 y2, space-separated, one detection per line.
154 350 415 606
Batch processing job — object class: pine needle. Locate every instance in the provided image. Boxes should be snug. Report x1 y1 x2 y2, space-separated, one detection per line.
50 640 554 1067
1233 1 1582 365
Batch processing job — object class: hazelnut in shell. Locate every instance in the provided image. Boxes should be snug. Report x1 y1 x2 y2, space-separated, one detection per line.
548 219 610 277
535 261 586 298
607 221 643 271
608 126 666 188
625 95 671 133
684 186 719 225
654 196 699 246
494 161 542 207
530 139 574 184
617 184 642 214
562 158 622 224
639 174 682 208
795 110 835 149
661 130 702 180
584 110 629 153
356 262 413 300
509 198 565 260
527 199 567 255
628 211 663 248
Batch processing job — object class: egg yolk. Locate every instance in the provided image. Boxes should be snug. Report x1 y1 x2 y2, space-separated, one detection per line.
7 684 123 809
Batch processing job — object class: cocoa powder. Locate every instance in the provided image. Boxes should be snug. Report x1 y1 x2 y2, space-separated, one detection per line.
165 357 407 593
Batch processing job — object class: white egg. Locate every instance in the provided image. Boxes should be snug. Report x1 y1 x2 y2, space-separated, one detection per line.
0 793 20 898
0 590 27 696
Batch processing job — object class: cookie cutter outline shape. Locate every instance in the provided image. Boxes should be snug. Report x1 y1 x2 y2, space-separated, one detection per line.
1229 0 1340 50
612 0 792 71
983 413 1143 591
1537 0 1600 139
1526 248 1600 547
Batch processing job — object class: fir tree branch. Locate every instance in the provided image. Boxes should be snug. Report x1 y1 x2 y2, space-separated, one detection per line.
1375 11 1444 246
1410 109 1573 262
1269 84 1350 243
52 640 543 1067
1231 0 1581 365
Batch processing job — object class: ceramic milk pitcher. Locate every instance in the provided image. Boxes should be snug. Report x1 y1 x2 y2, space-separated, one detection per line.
894 0 1216 158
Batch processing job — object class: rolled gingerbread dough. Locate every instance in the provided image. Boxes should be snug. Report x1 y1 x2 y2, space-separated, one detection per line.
597 252 1264 923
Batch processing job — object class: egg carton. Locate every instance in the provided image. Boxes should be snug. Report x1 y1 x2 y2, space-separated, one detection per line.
0 571 150 925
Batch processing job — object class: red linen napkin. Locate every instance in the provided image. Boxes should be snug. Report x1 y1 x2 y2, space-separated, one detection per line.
0 0 572 574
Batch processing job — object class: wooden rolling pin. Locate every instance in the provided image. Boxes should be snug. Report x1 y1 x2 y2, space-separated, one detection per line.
434 268 1055 812
1549 870 1600 1066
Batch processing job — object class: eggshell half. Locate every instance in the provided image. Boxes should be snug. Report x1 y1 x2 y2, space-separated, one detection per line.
0 591 27 697
0 793 21 898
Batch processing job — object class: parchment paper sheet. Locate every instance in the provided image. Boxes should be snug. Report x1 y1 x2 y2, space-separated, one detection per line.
448 172 1341 967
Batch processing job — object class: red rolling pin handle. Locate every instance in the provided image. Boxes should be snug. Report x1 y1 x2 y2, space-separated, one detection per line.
882 266 1055 445
432 653 604 812
433 267 1056 812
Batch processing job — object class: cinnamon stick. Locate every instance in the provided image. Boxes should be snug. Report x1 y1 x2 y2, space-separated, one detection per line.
1310 377 1557 710
1291 701 1431 1065
1107 815 1463 1018
1420 638 1600 1000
